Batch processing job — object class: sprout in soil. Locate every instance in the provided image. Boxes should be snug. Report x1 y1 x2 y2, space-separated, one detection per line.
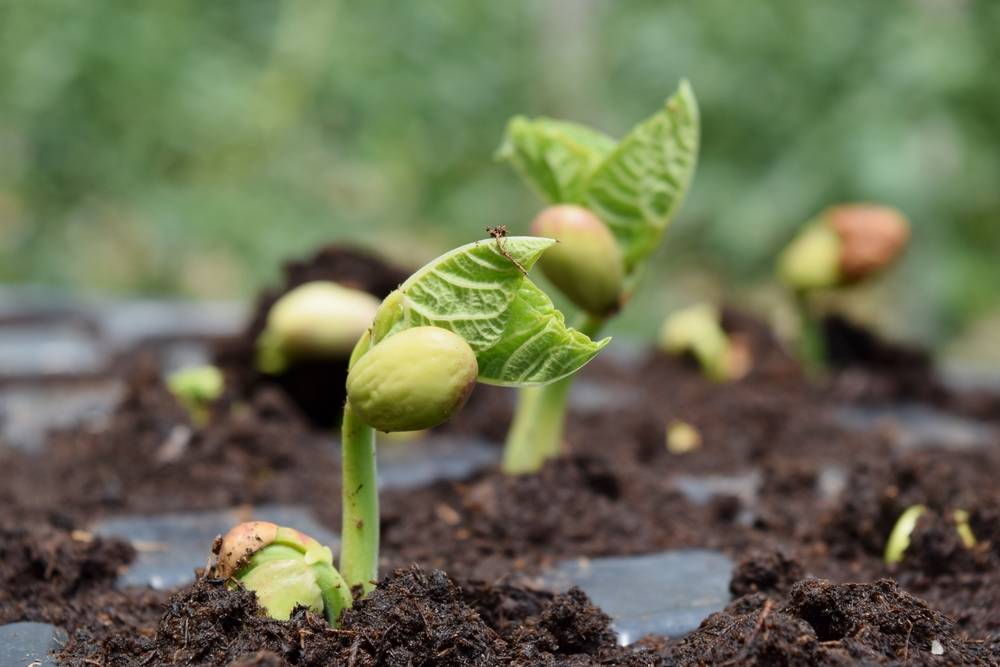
658 303 750 382
167 364 224 426
216 237 606 623
255 281 381 375
213 521 351 624
496 80 700 474
777 204 910 373
884 505 977 565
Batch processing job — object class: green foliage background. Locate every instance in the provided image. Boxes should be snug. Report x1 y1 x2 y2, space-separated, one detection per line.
1 1 998 350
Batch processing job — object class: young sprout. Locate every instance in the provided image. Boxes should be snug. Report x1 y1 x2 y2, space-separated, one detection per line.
658 303 749 382
213 521 351 624
255 281 381 375
884 505 978 565
212 237 606 625
498 81 700 474
953 509 977 550
336 236 606 595
884 504 926 565
167 364 224 426
777 204 910 372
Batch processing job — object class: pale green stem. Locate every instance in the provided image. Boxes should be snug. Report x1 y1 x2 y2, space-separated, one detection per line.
502 313 605 474
794 291 827 376
338 401 378 594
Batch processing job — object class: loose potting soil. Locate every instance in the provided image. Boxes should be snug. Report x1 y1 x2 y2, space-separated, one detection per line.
1 245 998 665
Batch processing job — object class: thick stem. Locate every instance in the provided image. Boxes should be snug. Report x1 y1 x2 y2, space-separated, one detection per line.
794 291 827 376
339 401 378 594
502 313 605 474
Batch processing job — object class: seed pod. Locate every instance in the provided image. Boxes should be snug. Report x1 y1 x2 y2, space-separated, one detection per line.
778 204 909 291
531 205 624 316
214 521 351 624
826 204 909 284
257 281 380 373
347 326 478 432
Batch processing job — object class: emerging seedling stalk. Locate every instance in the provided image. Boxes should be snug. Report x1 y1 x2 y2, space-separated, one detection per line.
503 313 605 474
339 401 379 593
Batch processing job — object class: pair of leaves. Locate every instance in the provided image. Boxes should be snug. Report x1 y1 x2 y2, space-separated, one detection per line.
367 236 609 386
496 81 700 276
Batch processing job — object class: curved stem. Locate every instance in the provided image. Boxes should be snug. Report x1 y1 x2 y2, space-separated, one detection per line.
338 401 378 594
502 313 605 475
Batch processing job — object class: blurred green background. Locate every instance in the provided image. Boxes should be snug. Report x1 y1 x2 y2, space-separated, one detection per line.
2 1 998 357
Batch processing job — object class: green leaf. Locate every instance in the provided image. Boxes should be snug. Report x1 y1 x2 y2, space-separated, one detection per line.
370 236 606 386
476 282 611 386
496 117 615 203
582 81 700 274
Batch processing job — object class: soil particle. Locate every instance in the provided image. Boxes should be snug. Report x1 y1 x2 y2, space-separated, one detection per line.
730 550 805 598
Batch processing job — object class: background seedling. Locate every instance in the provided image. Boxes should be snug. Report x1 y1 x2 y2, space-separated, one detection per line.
884 505 977 565
658 303 749 382
497 81 700 474
777 204 910 373
167 364 224 426
255 281 381 375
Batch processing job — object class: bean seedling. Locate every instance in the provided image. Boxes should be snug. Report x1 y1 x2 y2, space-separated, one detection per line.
777 204 910 373
255 281 381 375
167 364 224 426
658 303 749 382
215 237 607 623
884 504 977 565
496 81 700 473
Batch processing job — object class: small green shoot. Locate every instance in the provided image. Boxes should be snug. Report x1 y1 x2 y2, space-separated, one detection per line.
213 521 351 624
167 364 224 426
953 509 977 550
884 505 977 565
884 504 927 565
658 303 749 382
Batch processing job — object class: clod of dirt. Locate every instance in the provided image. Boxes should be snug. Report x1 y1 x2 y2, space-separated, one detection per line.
335 567 505 665
666 578 991 665
730 550 804 597
0 519 134 628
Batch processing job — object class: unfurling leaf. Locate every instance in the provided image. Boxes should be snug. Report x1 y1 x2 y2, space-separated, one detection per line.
498 82 700 279
364 237 607 386
582 81 700 274
497 118 615 203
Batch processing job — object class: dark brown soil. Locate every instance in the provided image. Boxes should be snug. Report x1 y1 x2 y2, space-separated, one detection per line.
1 244 998 664
55 560 996 665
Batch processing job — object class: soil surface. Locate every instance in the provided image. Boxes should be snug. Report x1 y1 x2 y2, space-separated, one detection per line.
0 245 998 665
